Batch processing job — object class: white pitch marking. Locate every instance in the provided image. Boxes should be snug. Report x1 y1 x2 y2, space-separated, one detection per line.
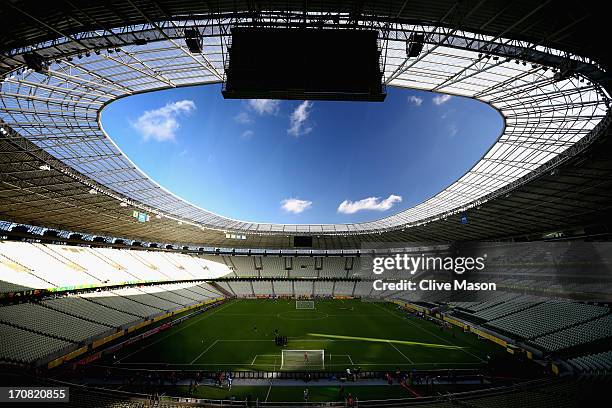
190 339 219 364
388 341 414 364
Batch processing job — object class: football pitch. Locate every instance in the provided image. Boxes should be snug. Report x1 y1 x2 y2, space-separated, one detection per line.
112 299 499 371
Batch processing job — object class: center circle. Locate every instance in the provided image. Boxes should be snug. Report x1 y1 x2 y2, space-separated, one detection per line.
277 311 329 321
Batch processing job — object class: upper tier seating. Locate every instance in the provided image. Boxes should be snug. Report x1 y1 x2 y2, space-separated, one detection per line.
0 241 101 288
216 255 357 278
0 253 52 291
0 241 232 293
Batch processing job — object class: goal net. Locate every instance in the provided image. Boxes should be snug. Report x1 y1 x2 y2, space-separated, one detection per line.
281 350 325 370
295 300 314 309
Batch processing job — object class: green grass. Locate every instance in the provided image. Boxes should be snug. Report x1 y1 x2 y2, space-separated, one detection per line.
111 299 501 371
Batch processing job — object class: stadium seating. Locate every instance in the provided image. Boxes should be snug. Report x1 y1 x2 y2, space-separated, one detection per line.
0 279 226 366
0 241 232 293
0 303 113 343
108 287 183 311
353 281 373 297
0 323 73 364
42 296 140 328
333 281 356 296
272 280 293 296
486 301 608 339
214 281 236 296
227 281 254 296
472 295 545 321
81 291 165 318
0 254 53 291
50 245 133 284
251 280 273 295
293 281 313 296
261 257 289 278
196 282 222 295
0 241 101 288
449 292 522 313
137 285 198 306
292 258 318 278
0 278 35 294
230 256 257 277
203 255 358 278
530 314 612 352
567 351 612 374
314 281 334 296
320 258 349 278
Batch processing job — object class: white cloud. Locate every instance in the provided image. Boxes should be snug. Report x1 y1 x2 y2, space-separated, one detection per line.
448 124 458 137
288 100 313 137
407 95 423 106
241 130 254 139
131 100 195 142
337 195 402 214
432 94 452 105
234 111 253 124
281 198 312 214
248 99 281 115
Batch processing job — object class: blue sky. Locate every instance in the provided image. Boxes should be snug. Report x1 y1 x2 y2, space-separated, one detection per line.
101 85 503 224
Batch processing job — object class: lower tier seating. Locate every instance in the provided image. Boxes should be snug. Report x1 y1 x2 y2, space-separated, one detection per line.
0 323 73 364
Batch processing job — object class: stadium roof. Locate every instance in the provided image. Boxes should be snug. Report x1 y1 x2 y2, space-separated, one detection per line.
0 1 611 249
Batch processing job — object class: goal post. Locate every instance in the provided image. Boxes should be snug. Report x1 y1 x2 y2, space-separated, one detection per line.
296 300 314 309
281 350 325 370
